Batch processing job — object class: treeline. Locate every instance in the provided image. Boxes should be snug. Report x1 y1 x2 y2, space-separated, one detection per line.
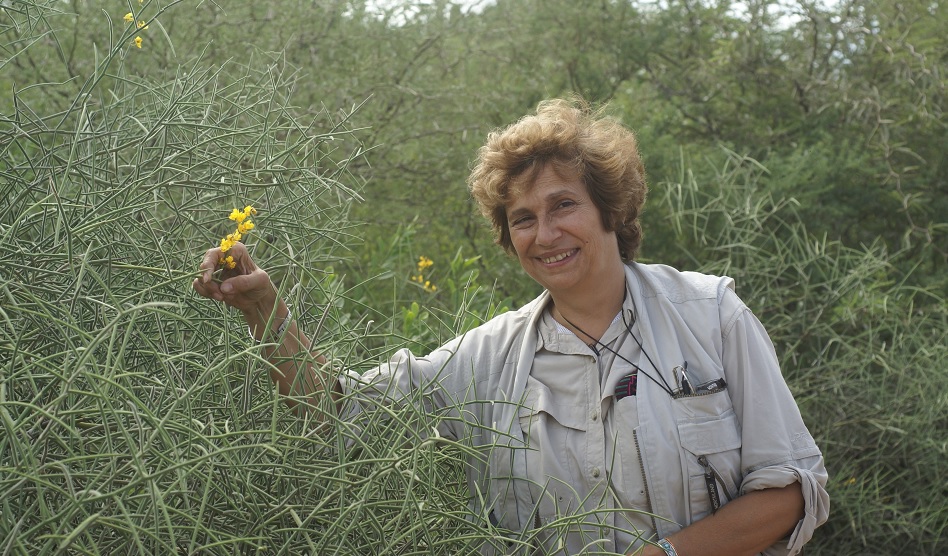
1 0 945 553
6 0 944 302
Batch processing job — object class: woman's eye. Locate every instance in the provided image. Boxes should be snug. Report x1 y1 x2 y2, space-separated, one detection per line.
511 216 533 228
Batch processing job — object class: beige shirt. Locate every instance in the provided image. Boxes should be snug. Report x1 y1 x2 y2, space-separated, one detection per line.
520 308 653 555
343 263 830 555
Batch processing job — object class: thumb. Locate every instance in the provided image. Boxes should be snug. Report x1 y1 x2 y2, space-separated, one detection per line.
220 272 254 294
220 268 269 296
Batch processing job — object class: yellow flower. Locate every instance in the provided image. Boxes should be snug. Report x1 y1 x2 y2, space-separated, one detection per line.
417 256 433 271
124 12 134 23
217 204 257 266
410 256 437 291
134 36 143 49
137 20 149 30
228 205 255 223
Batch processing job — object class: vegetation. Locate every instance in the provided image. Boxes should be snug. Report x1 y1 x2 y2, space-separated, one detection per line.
1 0 944 554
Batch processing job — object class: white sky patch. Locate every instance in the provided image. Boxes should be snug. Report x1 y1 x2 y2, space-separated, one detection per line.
359 0 495 24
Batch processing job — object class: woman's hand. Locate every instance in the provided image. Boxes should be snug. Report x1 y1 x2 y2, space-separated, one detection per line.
192 242 333 412
192 242 276 316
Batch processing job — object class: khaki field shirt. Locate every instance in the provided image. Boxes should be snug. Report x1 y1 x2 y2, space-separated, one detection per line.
341 263 830 555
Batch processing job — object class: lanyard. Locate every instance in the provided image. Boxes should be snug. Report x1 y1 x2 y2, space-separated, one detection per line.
559 305 675 397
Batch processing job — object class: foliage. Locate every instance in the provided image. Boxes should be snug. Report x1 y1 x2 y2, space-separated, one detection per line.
2 0 946 554
0 3 516 554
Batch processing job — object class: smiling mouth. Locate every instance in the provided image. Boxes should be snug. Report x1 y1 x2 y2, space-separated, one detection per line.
540 249 578 264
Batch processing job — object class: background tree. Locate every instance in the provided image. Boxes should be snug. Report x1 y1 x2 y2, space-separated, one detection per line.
2 0 945 553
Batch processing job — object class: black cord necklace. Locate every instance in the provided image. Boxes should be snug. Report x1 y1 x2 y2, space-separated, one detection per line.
557 302 675 397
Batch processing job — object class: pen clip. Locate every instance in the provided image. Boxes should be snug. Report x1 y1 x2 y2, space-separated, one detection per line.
676 361 694 395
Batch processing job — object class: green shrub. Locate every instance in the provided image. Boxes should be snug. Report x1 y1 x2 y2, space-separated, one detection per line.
2 2 945 554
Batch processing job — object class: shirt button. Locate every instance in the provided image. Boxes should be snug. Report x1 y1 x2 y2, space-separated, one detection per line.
592 468 601 478
591 412 599 422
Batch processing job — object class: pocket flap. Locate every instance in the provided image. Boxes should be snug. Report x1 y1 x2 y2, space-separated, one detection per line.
517 384 587 431
678 412 742 454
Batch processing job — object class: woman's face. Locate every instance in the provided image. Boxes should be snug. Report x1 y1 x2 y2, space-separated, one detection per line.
505 165 621 300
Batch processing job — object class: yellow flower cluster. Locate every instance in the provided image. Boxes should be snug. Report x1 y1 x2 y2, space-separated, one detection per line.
124 0 148 50
411 256 437 292
218 205 257 268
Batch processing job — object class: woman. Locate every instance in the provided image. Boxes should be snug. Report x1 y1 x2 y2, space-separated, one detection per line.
194 99 829 555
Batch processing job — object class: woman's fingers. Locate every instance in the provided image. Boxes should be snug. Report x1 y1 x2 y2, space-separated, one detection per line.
200 243 253 280
193 242 270 311
192 271 223 301
198 248 223 284
216 269 273 312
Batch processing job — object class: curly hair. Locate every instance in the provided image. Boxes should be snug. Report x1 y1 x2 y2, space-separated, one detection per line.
468 98 647 262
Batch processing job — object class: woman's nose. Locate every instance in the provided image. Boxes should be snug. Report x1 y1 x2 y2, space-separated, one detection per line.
535 215 561 245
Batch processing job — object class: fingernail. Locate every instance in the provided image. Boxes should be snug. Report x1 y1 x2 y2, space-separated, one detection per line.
221 283 232 293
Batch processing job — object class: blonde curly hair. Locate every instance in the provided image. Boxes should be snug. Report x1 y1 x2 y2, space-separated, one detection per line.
468 97 647 261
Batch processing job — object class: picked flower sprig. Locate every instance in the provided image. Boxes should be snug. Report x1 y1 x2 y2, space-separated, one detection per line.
217 205 257 269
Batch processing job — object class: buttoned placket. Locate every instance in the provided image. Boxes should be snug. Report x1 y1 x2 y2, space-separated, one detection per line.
523 308 654 554
596 315 654 552
590 332 622 544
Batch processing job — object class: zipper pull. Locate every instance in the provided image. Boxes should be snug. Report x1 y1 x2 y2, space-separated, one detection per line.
698 455 722 513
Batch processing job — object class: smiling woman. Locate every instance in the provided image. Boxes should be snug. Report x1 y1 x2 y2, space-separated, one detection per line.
504 165 625 336
194 97 829 556
470 100 647 264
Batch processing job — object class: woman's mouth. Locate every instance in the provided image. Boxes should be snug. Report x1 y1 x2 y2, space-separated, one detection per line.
540 249 578 264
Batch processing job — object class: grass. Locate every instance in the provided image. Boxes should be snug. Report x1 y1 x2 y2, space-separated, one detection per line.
2 1 946 554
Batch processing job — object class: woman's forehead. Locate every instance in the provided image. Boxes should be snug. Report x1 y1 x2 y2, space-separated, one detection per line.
507 160 582 200
505 166 588 216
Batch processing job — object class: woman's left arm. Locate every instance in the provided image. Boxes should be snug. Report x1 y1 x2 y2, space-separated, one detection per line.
635 284 829 556
635 483 803 556
655 285 828 556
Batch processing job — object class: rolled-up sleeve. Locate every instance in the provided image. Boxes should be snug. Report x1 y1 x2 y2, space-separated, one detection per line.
338 346 466 442
720 288 830 555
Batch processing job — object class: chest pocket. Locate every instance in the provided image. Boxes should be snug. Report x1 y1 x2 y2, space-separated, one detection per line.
517 383 588 475
516 382 589 528
675 391 743 523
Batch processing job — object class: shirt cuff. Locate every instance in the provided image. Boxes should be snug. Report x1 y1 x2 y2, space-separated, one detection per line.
741 459 830 556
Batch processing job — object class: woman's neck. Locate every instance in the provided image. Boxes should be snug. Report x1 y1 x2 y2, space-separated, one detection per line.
549 266 626 343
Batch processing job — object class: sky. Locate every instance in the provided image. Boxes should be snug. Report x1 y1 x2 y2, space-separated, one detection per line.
364 0 495 21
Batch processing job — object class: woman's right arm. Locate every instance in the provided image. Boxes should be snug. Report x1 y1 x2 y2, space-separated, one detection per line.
192 242 340 413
